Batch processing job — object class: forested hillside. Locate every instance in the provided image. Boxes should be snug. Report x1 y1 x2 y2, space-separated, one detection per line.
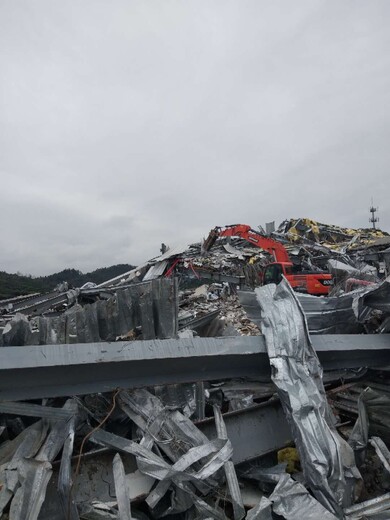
0 264 134 299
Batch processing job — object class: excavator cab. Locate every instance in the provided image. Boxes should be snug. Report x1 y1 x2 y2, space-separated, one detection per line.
263 263 283 284
263 263 294 285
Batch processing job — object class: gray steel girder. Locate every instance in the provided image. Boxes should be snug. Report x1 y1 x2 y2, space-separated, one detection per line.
0 335 389 401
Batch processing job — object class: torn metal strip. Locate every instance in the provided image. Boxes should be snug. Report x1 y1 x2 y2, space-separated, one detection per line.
349 387 370 457
0 401 74 420
145 438 232 508
91 429 167 467
180 487 226 520
90 429 225 520
344 492 390 518
119 390 211 472
78 501 117 519
369 437 390 474
36 400 78 463
120 388 217 502
113 453 132 520
5 430 47 497
213 405 245 520
9 459 52 520
58 413 79 520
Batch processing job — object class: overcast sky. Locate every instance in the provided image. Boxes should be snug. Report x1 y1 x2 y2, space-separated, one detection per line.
1 1 389 276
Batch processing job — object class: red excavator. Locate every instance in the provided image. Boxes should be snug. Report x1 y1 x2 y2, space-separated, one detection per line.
203 224 332 295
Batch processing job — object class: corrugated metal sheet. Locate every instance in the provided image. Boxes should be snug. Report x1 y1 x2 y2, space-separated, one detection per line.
142 260 169 281
152 244 190 262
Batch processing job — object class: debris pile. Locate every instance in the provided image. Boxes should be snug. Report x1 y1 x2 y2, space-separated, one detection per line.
0 217 390 518
277 217 389 248
2 217 390 344
179 285 260 336
276 218 390 291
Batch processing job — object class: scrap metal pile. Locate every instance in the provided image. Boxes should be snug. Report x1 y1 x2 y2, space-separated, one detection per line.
1 217 390 519
275 218 390 289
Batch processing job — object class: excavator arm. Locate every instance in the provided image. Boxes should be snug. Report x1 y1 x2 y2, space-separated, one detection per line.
203 224 291 263
203 224 332 295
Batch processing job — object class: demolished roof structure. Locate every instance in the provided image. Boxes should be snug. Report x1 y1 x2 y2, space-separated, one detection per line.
1 217 390 519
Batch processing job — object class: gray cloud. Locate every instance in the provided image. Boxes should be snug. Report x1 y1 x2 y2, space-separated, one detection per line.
1 0 389 275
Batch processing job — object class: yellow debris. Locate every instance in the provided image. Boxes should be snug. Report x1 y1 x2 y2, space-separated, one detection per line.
277 447 300 473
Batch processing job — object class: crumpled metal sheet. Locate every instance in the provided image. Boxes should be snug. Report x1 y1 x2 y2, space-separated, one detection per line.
239 285 374 335
348 387 390 466
351 276 390 327
255 279 361 516
357 275 390 314
297 291 366 334
269 474 338 520
327 259 377 285
327 259 362 277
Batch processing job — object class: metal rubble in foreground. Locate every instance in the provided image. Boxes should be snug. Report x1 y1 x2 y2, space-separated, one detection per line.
1 218 390 519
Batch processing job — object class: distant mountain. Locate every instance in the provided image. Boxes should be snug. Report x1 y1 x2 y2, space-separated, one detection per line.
0 264 135 300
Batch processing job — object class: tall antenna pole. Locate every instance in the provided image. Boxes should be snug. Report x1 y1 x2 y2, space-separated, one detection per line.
369 198 379 230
